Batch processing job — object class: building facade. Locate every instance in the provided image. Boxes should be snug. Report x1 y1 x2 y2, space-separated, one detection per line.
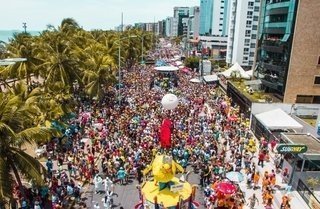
173 7 189 36
188 6 200 39
254 0 320 103
211 0 231 36
226 0 260 68
200 36 228 59
165 17 179 37
200 0 213 35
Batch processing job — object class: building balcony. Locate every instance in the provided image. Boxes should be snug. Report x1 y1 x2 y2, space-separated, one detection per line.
261 61 285 73
262 45 284 53
266 1 290 10
261 78 278 90
264 22 287 28
263 27 286 34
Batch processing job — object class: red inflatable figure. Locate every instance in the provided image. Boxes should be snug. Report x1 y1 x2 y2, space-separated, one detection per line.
160 118 172 149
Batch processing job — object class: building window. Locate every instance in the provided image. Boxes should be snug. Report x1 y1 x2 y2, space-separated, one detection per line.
253 16 259 21
247 11 253 16
249 61 254 65
251 34 257 39
296 95 313 103
244 57 249 61
254 6 259 12
248 2 254 6
314 76 320 85
246 20 252 25
250 43 256 48
245 30 251 37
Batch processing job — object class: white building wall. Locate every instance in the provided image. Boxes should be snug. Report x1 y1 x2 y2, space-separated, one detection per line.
165 17 172 37
226 0 260 68
191 6 200 38
171 17 179 37
212 1 223 35
232 0 247 66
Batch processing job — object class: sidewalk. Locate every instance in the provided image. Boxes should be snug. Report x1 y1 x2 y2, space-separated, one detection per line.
239 147 309 209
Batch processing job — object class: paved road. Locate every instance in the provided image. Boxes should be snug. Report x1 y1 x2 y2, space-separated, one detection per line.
83 168 203 209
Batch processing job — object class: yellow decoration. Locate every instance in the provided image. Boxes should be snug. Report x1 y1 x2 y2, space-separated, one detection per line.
143 154 184 183
45 120 51 128
142 177 192 208
140 154 193 208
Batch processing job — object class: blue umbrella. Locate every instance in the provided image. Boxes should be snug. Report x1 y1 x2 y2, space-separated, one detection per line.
226 171 244 183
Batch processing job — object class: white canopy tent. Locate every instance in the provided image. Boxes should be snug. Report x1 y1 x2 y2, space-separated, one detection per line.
246 69 253 77
220 62 250 79
154 66 179 72
255 108 303 130
203 75 218 83
190 78 201 83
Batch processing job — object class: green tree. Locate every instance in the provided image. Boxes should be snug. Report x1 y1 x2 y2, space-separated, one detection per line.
81 44 117 100
184 56 200 70
0 93 53 202
37 33 81 90
2 33 42 87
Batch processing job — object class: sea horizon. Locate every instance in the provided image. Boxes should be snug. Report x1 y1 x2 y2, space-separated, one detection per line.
0 30 41 43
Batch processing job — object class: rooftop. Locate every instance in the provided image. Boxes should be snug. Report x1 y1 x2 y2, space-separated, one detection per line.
281 133 320 156
228 80 282 103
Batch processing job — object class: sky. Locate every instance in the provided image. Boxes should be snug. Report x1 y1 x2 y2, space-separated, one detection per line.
0 0 199 31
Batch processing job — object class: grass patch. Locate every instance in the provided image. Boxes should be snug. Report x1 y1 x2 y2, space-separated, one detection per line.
300 118 317 127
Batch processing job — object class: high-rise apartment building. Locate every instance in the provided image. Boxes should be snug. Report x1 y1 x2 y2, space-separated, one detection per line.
165 17 178 37
200 0 213 35
254 0 320 103
173 7 189 36
211 0 231 36
188 6 200 39
199 0 231 36
226 0 260 68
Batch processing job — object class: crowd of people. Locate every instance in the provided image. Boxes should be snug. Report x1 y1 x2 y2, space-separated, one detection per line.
14 42 294 209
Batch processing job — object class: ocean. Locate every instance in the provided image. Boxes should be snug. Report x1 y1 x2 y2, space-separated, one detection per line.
0 30 40 43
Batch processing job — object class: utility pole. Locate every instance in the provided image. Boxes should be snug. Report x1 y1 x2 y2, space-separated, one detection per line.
22 22 27 33
121 12 123 32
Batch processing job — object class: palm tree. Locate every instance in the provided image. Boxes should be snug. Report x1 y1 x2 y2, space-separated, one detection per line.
0 93 53 202
37 33 81 90
59 18 80 35
3 33 43 87
81 44 117 99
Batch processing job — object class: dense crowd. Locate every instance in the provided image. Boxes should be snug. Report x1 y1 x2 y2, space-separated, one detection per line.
14 44 293 209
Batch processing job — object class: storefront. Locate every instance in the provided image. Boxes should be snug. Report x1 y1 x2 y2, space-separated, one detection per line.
280 133 320 207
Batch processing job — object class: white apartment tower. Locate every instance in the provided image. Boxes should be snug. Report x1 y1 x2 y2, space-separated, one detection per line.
165 17 178 37
211 0 231 36
226 0 260 68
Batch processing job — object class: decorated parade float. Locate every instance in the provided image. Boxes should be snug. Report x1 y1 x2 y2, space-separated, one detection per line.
135 154 199 209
